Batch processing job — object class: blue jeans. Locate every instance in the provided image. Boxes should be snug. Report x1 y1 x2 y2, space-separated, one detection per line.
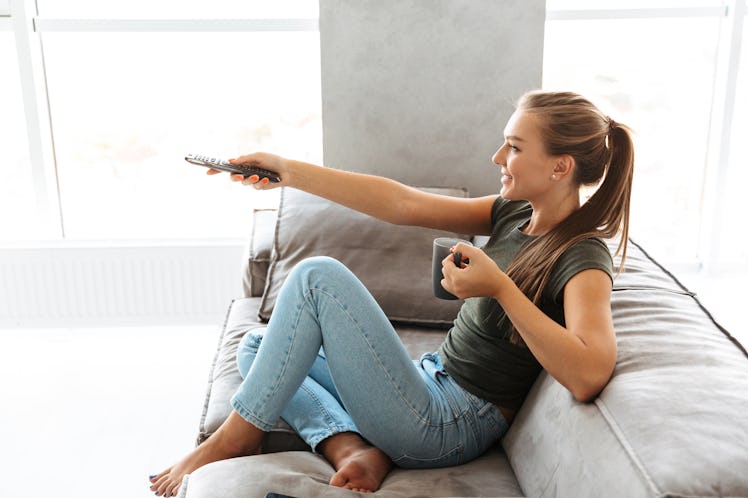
236 331 359 451
231 256 508 469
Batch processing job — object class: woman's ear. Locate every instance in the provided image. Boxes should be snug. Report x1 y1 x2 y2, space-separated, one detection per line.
553 154 575 179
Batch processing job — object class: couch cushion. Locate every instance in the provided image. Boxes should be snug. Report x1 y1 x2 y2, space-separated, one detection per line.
502 239 748 498
258 187 470 327
241 209 279 298
183 447 524 498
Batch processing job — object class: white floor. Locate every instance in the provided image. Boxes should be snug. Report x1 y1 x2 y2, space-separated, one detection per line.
0 325 218 498
0 271 743 498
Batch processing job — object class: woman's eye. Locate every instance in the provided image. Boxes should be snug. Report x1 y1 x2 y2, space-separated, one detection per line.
508 144 519 151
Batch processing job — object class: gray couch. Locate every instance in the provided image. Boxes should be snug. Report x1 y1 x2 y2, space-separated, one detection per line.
181 188 748 498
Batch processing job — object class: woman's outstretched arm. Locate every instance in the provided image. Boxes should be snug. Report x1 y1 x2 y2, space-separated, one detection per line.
225 152 498 236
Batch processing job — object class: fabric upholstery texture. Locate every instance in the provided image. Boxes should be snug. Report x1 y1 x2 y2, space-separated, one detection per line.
241 209 278 298
503 240 748 498
192 221 748 497
258 187 470 327
183 448 523 498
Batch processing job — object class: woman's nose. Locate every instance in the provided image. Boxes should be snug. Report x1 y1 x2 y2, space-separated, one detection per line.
491 146 504 165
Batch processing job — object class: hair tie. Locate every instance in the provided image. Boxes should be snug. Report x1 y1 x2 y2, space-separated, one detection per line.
607 116 617 132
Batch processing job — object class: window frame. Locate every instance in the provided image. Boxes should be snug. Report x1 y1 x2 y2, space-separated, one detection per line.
8 0 318 240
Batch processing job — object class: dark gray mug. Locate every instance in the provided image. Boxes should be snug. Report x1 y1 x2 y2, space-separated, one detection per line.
432 237 472 300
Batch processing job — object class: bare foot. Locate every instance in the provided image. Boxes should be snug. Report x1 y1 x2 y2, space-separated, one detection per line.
149 411 264 497
321 433 393 493
328 446 393 493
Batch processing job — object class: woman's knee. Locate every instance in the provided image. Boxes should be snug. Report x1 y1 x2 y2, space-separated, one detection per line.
293 256 345 275
288 256 354 289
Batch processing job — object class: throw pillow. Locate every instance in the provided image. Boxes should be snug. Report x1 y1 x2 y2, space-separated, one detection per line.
258 186 470 328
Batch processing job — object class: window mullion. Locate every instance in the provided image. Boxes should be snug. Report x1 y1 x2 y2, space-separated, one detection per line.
700 0 745 273
32 17 319 32
545 6 727 21
11 0 63 238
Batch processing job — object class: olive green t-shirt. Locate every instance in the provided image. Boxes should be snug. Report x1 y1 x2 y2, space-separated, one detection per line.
437 197 614 410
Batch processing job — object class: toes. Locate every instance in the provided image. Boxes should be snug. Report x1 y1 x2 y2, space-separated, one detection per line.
148 468 181 496
149 470 169 489
154 476 173 496
329 471 348 488
164 480 181 498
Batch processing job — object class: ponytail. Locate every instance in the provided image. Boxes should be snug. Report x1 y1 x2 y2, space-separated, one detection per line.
503 91 635 345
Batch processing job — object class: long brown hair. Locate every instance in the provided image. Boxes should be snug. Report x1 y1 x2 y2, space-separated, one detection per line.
504 91 634 345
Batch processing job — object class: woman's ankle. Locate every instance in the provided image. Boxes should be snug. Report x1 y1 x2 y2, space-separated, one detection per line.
208 411 266 456
318 432 370 469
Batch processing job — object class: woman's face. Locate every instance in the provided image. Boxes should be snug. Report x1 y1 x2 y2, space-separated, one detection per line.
492 110 559 202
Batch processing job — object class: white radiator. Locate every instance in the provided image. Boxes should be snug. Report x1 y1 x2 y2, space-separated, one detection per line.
0 241 245 328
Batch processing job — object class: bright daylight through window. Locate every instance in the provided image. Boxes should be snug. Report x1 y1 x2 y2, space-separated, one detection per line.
0 32 39 240
2 1 321 241
543 15 720 263
2 0 746 271
721 20 748 265
43 31 321 240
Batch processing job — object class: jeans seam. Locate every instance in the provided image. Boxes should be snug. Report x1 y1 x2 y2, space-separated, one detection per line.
392 442 465 468
254 292 312 422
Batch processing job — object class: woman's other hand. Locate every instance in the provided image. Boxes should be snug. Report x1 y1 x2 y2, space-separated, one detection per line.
440 243 508 300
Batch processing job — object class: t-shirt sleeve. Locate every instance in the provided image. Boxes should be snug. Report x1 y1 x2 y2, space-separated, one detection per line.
491 196 531 231
490 196 511 227
547 237 614 304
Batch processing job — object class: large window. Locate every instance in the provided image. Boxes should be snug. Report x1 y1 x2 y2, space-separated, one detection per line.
0 32 39 240
3 3 321 241
3 2 746 272
543 14 721 264
721 19 748 264
43 31 321 239
543 0 748 271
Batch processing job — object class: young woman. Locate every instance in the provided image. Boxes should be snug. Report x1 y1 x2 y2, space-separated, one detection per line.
150 90 634 497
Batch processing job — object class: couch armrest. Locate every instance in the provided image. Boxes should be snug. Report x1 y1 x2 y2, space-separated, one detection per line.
502 239 748 498
242 208 278 298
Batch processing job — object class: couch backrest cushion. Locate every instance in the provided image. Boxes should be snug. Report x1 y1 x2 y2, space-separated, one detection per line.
242 209 279 298
502 239 748 498
258 187 470 328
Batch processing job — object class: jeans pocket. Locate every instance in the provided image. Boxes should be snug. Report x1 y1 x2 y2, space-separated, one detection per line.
461 388 495 417
460 389 508 455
